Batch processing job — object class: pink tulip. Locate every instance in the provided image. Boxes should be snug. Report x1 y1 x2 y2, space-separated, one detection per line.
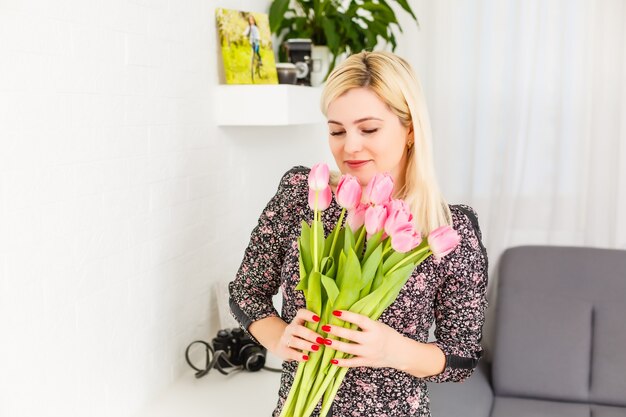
336 174 362 210
391 224 422 253
346 202 367 231
428 225 461 260
308 186 332 211
363 173 394 206
384 199 414 236
308 163 330 191
364 204 388 236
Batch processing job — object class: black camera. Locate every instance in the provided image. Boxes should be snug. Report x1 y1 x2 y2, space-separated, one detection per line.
211 327 266 372
283 38 312 86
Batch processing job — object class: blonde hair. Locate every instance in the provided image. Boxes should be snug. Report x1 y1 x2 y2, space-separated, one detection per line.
321 51 452 236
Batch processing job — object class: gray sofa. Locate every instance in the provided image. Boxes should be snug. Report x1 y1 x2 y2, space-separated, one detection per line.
427 245 626 417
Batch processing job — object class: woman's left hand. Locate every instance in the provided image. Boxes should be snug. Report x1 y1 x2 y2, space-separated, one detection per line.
322 310 404 369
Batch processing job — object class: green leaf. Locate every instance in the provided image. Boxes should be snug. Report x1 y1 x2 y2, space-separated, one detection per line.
343 224 355 254
307 271 323 315
382 250 405 275
359 244 382 298
334 248 362 310
300 222 313 273
269 0 291 33
389 0 418 22
320 256 334 276
371 262 385 291
350 262 415 317
321 274 340 306
336 250 346 288
363 230 383 263
321 18 340 51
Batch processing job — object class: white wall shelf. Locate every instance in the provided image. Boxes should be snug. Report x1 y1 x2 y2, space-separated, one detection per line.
215 84 325 126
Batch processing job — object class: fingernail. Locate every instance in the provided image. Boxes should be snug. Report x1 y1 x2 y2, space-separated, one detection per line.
324 338 332 346
316 337 325 345
322 325 331 332
331 359 339 365
332 310 342 317
311 344 319 351
312 315 320 322
303 355 309 361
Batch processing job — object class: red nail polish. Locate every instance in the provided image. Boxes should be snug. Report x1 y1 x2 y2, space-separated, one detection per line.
332 310 342 317
322 325 331 332
324 338 333 346
311 344 320 351
302 355 309 361
316 337 325 344
312 315 320 322
331 359 339 365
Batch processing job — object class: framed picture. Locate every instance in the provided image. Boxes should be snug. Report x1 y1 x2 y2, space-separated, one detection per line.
216 8 279 85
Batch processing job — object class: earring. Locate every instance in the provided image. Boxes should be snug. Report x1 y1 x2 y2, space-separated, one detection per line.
407 140 414 148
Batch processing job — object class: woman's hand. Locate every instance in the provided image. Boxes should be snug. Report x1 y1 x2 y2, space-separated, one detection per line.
321 310 405 369
274 309 326 363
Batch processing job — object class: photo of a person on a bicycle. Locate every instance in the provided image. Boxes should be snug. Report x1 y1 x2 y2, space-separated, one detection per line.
215 8 278 85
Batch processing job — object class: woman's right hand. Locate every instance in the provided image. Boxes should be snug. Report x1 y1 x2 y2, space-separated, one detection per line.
274 309 326 362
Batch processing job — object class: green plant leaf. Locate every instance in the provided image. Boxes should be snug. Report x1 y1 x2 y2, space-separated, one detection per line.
321 17 340 51
336 250 346 288
307 271 323 315
299 222 313 273
321 273 340 306
269 0 291 33
320 256 334 276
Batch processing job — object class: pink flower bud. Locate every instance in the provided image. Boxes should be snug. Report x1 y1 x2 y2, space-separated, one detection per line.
428 226 461 260
363 173 394 206
384 199 414 236
336 174 362 210
391 224 422 253
364 204 388 236
308 186 332 211
346 202 367 231
308 163 330 191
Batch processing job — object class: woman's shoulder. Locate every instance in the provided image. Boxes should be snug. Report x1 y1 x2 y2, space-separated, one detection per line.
272 166 311 205
280 165 311 186
447 203 483 241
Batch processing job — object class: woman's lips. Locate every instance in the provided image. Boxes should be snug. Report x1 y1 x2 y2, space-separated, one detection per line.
346 160 370 169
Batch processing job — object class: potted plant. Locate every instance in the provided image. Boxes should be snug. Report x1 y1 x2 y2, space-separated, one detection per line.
269 0 418 82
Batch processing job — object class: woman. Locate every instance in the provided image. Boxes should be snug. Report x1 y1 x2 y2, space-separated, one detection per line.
229 51 488 417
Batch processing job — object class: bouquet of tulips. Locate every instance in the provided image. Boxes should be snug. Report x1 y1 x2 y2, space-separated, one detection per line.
280 163 461 417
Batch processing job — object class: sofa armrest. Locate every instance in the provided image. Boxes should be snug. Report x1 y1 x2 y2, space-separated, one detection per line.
426 360 494 417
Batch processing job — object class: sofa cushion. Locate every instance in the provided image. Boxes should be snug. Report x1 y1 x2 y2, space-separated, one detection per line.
491 396 589 417
591 405 626 417
590 301 626 407
492 290 592 401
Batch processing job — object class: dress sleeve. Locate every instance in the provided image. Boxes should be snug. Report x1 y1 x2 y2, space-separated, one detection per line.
422 204 489 383
228 167 307 343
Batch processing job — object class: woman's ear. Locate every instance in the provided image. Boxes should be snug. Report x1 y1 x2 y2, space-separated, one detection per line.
407 124 415 148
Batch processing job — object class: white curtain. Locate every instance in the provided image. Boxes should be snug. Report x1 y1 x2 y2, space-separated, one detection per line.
398 0 626 352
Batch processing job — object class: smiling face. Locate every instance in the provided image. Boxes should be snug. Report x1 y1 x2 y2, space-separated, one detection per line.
327 87 413 191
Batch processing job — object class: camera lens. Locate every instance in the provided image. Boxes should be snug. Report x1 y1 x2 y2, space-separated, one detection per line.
240 344 266 372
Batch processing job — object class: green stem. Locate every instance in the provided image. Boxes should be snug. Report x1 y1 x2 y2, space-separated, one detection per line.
279 362 305 417
354 226 366 254
319 367 349 417
313 191 319 272
328 208 346 258
387 247 431 275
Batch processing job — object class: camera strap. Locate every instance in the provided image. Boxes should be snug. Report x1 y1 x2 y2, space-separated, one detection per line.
185 340 245 378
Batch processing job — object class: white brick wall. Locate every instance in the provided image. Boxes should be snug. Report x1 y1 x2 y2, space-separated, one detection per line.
0 1 330 416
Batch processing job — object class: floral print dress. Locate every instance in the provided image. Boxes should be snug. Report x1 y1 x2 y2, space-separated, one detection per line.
229 166 489 417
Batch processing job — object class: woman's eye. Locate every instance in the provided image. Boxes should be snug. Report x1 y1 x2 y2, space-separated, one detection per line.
329 131 345 136
362 128 378 134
